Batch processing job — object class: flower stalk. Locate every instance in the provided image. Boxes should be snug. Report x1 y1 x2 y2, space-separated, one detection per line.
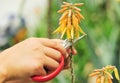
53 2 86 41
53 2 86 83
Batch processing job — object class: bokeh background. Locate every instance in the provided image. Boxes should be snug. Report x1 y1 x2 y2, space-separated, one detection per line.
0 0 119 83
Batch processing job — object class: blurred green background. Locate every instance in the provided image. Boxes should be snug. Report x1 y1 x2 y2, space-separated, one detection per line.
0 0 119 83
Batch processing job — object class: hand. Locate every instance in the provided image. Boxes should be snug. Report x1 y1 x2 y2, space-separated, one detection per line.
51 39 77 69
0 38 67 83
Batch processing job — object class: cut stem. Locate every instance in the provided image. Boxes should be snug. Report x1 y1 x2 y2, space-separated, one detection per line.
70 49 74 83
69 40 75 83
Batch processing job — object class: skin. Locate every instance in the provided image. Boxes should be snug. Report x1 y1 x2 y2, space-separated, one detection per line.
0 38 77 83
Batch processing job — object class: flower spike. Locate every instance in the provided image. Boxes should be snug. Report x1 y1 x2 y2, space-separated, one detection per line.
89 65 120 83
53 2 86 40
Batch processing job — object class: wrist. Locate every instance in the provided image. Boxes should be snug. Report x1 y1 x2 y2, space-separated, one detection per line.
0 53 7 83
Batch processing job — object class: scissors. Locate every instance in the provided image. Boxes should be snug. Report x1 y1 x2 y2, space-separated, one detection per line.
31 34 86 82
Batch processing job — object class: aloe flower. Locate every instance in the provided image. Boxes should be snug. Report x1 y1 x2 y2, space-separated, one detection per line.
89 65 120 83
53 2 86 40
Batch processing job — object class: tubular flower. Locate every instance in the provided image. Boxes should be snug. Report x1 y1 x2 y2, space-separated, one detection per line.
89 65 120 83
53 2 86 40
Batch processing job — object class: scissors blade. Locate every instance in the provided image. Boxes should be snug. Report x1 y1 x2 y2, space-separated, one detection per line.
62 34 86 49
73 34 86 44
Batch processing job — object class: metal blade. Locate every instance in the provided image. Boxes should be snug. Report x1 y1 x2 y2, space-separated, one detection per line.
62 34 87 49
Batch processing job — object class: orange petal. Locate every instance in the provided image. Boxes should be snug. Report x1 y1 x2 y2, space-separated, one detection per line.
63 2 71 5
104 71 113 79
96 76 102 83
75 11 84 19
60 27 67 38
114 68 120 80
74 28 80 38
68 9 72 18
71 26 74 39
78 26 86 35
53 26 61 34
73 6 81 12
59 10 68 21
72 14 79 25
108 77 113 83
61 4 70 8
74 3 84 6
57 7 68 13
89 72 101 77
66 28 71 40
101 76 105 83
74 13 81 23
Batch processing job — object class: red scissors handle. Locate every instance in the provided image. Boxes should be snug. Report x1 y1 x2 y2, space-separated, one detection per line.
31 56 64 82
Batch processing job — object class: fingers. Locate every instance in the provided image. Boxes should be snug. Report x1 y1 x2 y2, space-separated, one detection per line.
71 48 77 55
43 56 59 71
67 47 77 55
34 56 59 76
34 66 47 76
35 38 77 70
39 38 67 56
43 47 62 62
52 39 63 43
52 39 77 55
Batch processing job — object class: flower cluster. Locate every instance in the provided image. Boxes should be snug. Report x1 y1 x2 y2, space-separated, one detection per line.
89 65 120 83
53 2 86 40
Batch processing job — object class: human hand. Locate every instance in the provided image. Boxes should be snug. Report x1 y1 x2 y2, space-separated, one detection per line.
51 39 77 69
0 38 68 83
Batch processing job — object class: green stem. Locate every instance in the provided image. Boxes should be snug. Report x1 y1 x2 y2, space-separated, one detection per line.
69 39 75 83
70 50 74 83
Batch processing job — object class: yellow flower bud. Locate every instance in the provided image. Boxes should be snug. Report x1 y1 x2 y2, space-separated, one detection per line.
114 68 120 81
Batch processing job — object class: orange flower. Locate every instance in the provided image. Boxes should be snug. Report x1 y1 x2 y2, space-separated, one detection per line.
53 2 86 40
89 65 120 83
